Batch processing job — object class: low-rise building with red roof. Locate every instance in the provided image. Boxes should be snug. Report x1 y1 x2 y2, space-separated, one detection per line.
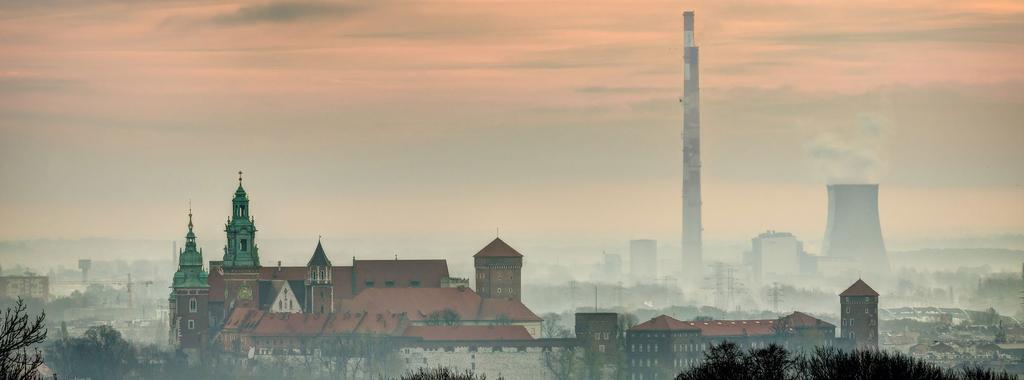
626 312 836 379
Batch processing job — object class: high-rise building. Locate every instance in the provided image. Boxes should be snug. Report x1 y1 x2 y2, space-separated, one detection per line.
681 10 704 282
840 279 879 350
600 252 623 283
751 231 803 277
630 239 657 283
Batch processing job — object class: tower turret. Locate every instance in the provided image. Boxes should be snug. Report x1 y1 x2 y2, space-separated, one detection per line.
306 239 334 314
223 171 259 268
221 172 261 312
474 237 523 300
170 208 210 360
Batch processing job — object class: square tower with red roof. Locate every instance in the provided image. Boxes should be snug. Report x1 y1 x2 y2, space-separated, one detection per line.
840 279 879 349
474 238 523 300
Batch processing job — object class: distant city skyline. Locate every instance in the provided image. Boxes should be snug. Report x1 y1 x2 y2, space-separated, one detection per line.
1 1 1021 245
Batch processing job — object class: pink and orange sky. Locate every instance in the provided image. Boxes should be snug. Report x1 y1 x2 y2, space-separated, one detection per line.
1 1 1022 254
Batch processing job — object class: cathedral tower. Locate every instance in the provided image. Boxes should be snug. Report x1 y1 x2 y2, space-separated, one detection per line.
169 208 210 358
474 238 523 300
305 240 334 314
222 172 261 312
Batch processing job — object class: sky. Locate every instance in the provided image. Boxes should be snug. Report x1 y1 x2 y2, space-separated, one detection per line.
1 1 1022 259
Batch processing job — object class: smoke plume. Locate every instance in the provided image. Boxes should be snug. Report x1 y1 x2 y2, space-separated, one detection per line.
806 114 889 184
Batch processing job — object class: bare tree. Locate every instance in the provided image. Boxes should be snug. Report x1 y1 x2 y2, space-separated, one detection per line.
0 298 47 380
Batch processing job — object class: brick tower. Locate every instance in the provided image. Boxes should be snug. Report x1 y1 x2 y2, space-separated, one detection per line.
169 208 210 359
474 237 523 300
840 279 879 349
305 239 334 314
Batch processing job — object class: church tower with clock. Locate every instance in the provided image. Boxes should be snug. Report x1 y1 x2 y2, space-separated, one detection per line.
222 172 261 313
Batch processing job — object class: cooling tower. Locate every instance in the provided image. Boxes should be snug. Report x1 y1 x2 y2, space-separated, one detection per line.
822 184 890 274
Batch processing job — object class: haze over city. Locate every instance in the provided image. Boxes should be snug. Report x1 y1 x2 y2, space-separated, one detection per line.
0 1 1022 379
2 1 1021 249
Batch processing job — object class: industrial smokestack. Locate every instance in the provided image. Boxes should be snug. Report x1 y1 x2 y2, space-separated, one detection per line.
822 184 890 275
681 10 703 281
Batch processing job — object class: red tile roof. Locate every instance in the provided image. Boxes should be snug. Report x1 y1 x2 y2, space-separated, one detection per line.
220 289 543 339
403 325 533 341
479 298 542 322
332 266 354 298
473 238 523 258
630 315 701 332
840 279 879 296
354 311 408 335
251 313 330 337
690 320 778 336
352 259 449 293
343 287 482 322
630 312 832 337
321 311 365 335
779 311 835 330
223 307 265 331
340 287 541 323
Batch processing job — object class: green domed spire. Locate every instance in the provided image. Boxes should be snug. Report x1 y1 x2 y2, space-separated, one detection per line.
223 171 260 268
172 206 209 289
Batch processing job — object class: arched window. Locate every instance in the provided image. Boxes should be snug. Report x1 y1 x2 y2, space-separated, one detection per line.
189 298 198 313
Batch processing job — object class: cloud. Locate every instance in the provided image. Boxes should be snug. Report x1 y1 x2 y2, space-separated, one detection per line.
0 73 86 94
212 1 365 25
763 13 1024 46
576 86 668 94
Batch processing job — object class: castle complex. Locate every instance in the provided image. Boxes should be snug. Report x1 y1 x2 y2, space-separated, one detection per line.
168 175 877 379
169 176 541 361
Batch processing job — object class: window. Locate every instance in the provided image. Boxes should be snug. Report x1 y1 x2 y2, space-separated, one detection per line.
188 298 198 312
497 288 502 294
365 281 375 288
240 239 248 252
385 281 395 288
187 320 195 330
599 344 605 353
410 281 421 287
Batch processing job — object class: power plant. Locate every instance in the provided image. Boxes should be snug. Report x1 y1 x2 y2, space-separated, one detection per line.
822 184 891 275
681 10 704 281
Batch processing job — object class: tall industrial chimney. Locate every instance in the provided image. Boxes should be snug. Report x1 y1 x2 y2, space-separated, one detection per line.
822 184 890 275
681 11 704 280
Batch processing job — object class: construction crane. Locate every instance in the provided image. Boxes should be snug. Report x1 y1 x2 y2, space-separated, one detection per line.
52 273 154 308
